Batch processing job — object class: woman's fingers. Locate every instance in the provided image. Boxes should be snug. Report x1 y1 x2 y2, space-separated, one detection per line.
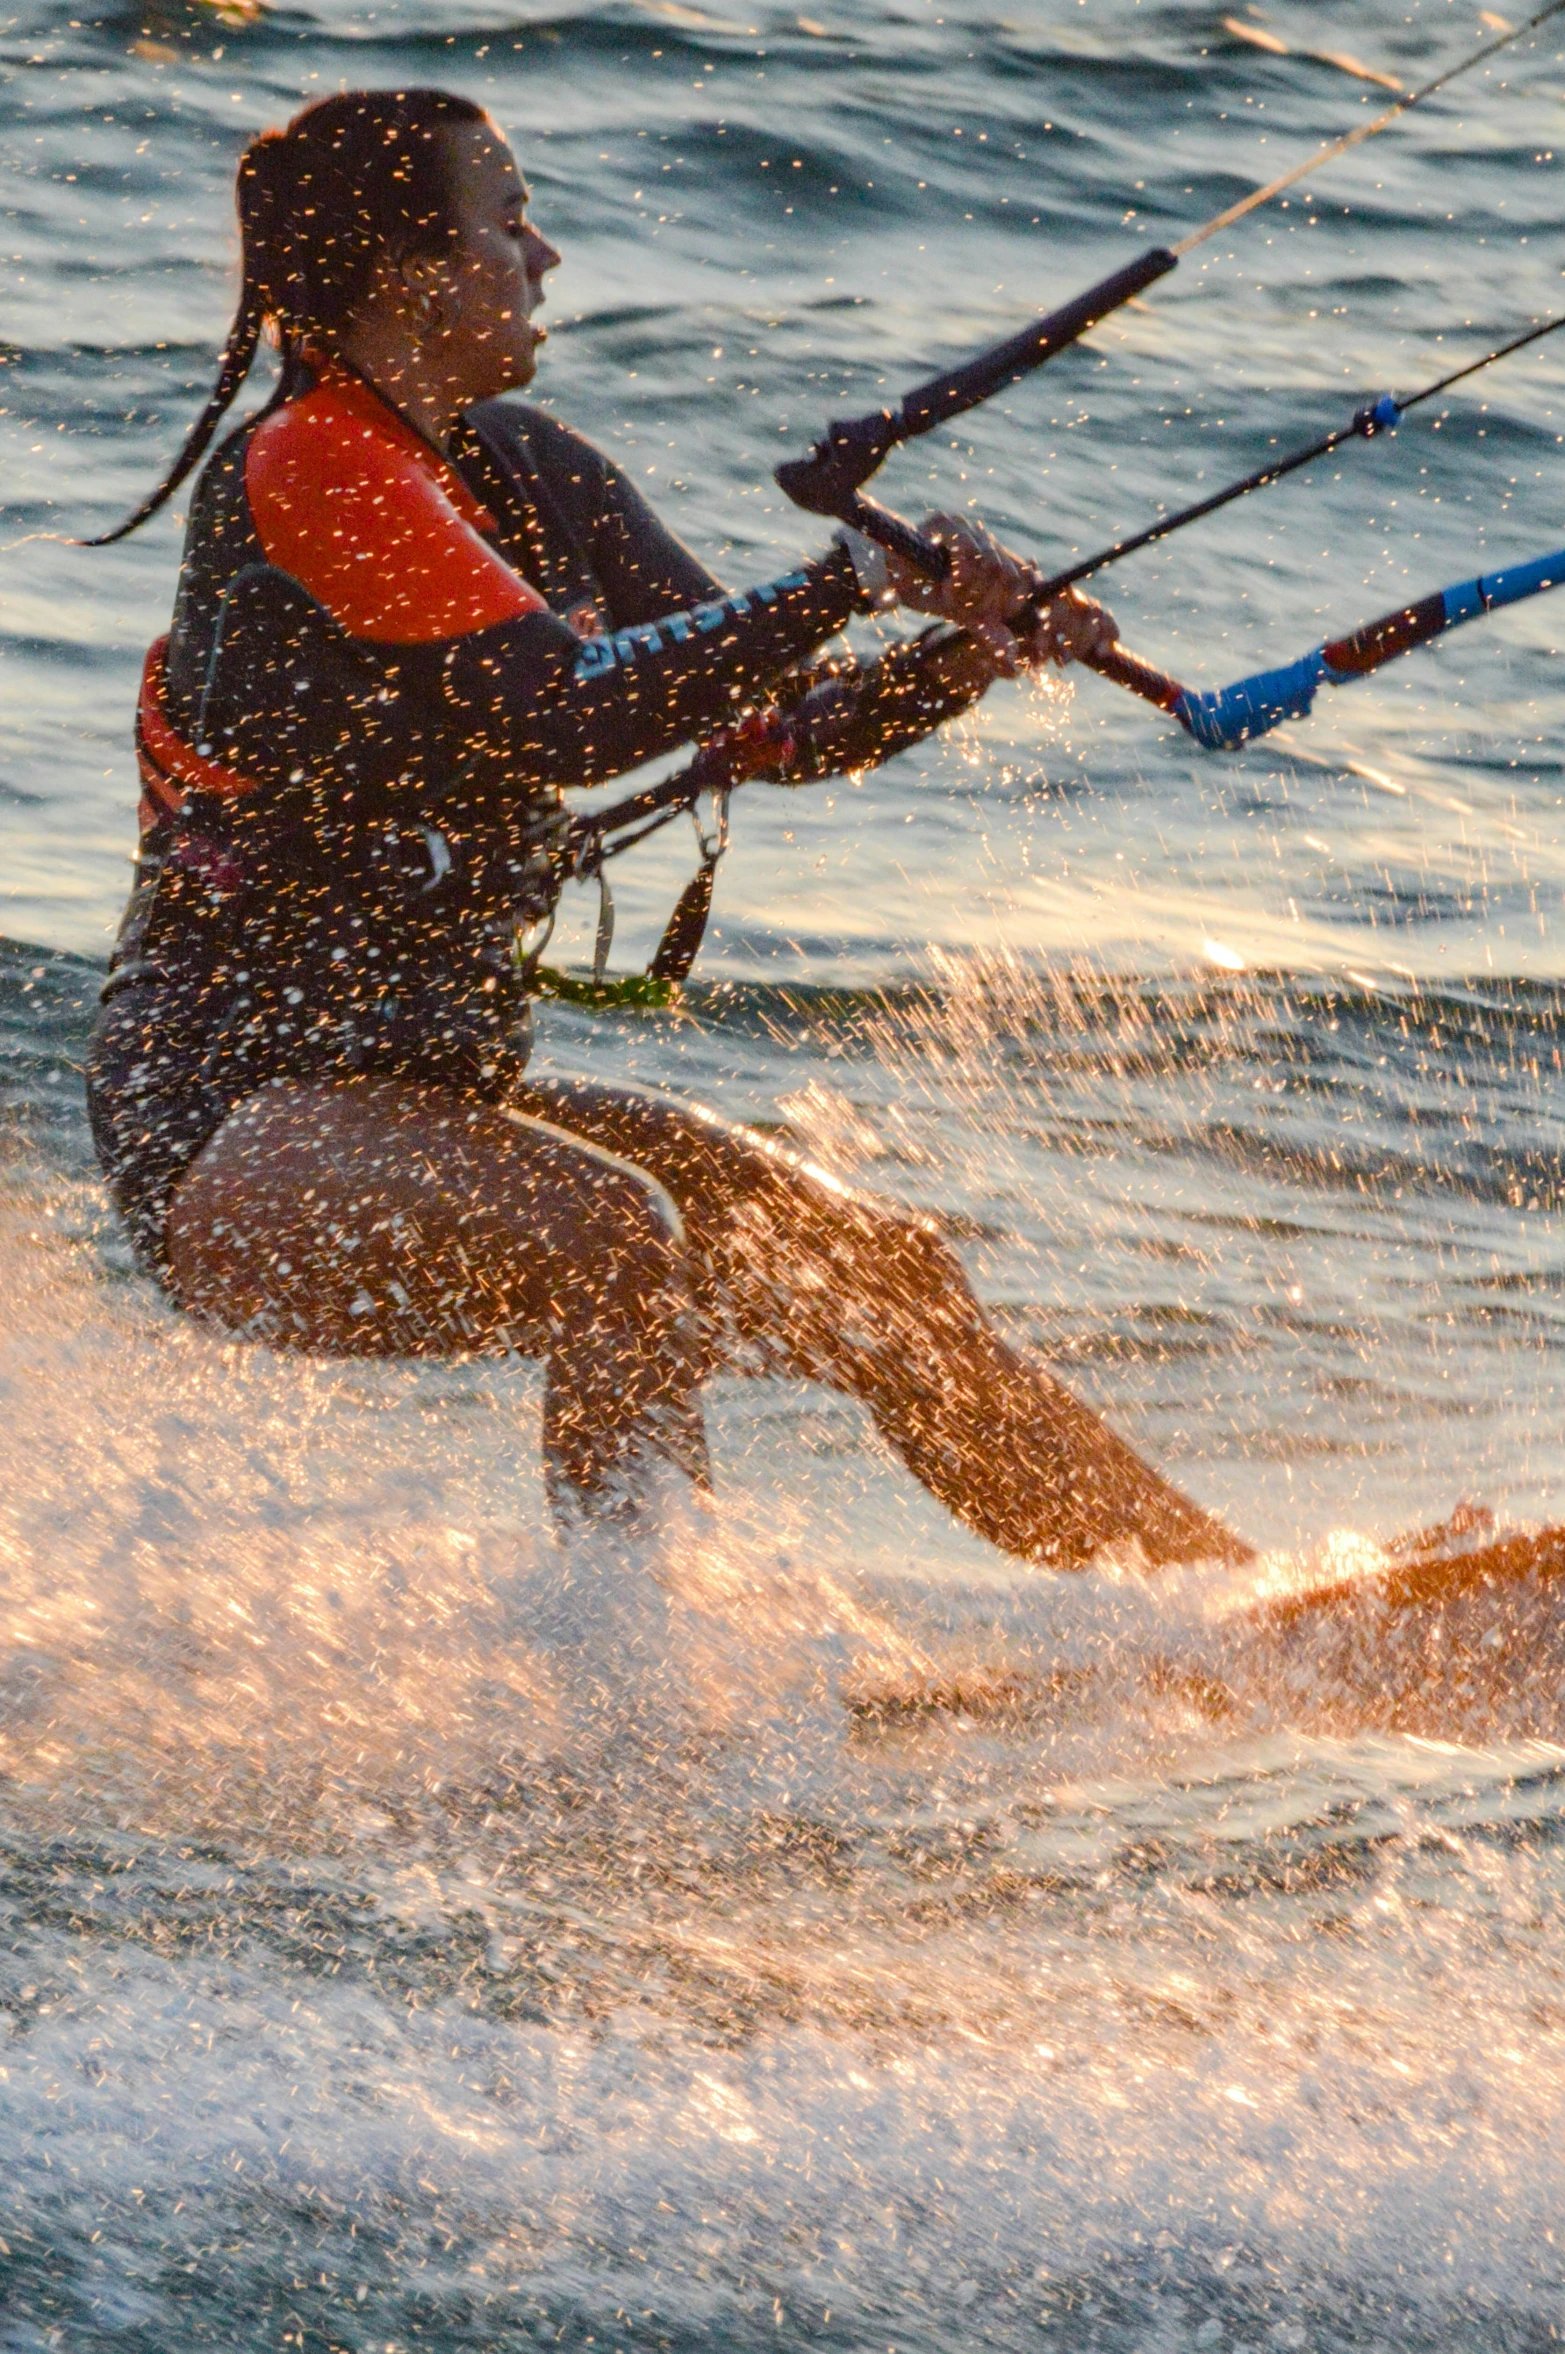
1017 587 1120 669
967 617 1023 677
885 511 1032 627
876 515 1119 678
937 516 1034 627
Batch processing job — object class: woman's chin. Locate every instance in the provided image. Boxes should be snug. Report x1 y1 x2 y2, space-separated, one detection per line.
486 342 542 400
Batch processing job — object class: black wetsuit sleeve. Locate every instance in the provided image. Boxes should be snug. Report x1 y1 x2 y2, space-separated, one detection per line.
444 545 863 789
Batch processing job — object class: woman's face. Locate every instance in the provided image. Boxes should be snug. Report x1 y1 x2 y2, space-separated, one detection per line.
412 120 561 405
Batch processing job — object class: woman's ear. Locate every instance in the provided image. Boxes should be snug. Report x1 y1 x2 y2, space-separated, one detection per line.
395 252 447 326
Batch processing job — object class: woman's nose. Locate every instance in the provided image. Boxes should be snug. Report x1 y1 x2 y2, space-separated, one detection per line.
526 224 563 281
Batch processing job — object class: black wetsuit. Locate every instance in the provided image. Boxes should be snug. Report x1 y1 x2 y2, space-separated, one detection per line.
87 370 970 1274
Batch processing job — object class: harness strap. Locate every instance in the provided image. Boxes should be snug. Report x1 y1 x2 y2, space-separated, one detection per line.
135 637 259 828
649 791 731 985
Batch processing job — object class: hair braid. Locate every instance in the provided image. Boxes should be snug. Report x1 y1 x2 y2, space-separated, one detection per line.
86 86 489 545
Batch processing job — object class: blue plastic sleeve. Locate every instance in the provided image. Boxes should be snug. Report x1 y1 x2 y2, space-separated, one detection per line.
1464 545 1565 618
1174 648 1328 751
1441 578 1486 626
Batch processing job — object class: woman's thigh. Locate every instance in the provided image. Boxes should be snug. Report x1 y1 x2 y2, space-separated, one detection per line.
164 1076 688 1357
515 1074 895 1244
513 1073 945 1365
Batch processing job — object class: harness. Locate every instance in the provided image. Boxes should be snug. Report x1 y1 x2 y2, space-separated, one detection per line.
136 636 257 825
537 624 980 1003
116 622 567 1098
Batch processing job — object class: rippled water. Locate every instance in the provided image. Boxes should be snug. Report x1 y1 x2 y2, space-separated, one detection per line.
6 1 1565 2346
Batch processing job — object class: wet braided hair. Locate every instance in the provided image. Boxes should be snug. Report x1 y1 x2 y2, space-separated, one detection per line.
88 86 490 545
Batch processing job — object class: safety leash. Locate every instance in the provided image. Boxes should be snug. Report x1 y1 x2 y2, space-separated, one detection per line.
535 670 870 1003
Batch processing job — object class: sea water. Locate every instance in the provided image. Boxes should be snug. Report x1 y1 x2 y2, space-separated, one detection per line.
5 2 1565 2345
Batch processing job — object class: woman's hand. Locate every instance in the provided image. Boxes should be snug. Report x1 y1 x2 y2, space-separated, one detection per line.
882 517 1118 677
884 512 1036 673
1015 586 1119 669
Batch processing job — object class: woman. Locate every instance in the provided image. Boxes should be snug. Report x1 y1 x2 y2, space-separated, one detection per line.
86 85 1245 1566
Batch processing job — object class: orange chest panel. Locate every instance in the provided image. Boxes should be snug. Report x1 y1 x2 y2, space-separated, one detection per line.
245 371 548 644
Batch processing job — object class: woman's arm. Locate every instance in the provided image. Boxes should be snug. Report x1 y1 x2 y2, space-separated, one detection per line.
236 381 1065 798
226 376 861 793
444 546 863 786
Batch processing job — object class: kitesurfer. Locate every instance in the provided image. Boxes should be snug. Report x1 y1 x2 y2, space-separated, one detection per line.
85 85 1247 1567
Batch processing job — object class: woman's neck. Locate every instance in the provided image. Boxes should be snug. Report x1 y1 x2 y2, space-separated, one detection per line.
329 320 464 450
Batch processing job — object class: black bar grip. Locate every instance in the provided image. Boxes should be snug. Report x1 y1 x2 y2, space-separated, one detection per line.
776 411 901 519
843 493 952 581
776 245 1179 519
898 246 1178 437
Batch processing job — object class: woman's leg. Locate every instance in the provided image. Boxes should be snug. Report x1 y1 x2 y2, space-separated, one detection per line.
517 1076 1247 1569
163 1076 708 1514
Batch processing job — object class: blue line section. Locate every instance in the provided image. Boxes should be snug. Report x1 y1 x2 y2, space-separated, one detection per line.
1455 545 1565 621
1441 578 1487 626
1174 650 1327 751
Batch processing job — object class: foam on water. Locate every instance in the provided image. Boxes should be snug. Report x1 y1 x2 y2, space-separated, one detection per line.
4 953 1565 2346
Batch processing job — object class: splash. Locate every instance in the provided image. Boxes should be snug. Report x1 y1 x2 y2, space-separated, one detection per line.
3 952 1565 2348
